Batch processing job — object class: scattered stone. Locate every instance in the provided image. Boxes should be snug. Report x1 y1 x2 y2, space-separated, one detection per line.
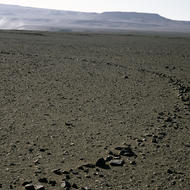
158 132 167 139
38 178 48 183
78 166 84 170
183 143 190 148
52 169 62 175
96 157 110 169
39 148 46 152
33 159 40 165
35 185 45 190
115 147 126 150
83 163 95 168
105 156 113 162
25 184 35 190
130 161 136 165
108 150 114 155
61 180 71 189
119 147 135 157
9 162 16 166
136 139 143 143
152 137 158 143
165 117 172 122
72 183 78 189
65 175 70 180
28 148 34 153
145 133 152 137
81 187 91 190
72 170 79 175
49 180 56 186
83 169 89 173
22 181 32 186
35 168 42 174
158 112 165 116
63 151 69 155
113 156 121 160
110 159 124 166
62 170 70 174
108 150 120 157
167 169 174 174
96 158 106 168
65 122 73 127
93 172 99 176
123 75 129 79
171 181 176 185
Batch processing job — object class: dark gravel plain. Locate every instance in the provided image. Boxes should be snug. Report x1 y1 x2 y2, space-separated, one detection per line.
0 30 190 190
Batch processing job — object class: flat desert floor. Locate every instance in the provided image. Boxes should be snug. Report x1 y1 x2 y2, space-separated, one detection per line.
0 30 190 190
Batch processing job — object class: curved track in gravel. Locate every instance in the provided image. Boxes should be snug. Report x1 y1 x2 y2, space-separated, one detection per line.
0 31 190 190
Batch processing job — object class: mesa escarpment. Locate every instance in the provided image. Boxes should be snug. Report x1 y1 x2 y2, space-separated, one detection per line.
0 4 190 32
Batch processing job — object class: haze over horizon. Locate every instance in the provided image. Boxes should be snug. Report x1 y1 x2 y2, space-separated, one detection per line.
0 3 190 32
0 0 190 21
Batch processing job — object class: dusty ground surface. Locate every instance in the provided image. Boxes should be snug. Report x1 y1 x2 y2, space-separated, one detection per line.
0 30 190 190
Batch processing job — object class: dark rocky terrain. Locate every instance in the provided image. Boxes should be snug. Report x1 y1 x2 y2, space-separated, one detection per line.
0 30 190 189
0 4 190 32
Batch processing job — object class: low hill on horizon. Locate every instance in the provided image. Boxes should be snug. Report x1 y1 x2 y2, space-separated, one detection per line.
0 4 190 32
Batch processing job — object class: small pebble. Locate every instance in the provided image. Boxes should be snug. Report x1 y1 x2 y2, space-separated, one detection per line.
95 158 106 168
110 159 124 166
25 184 35 190
35 185 45 190
38 178 48 183
61 180 71 188
52 169 62 175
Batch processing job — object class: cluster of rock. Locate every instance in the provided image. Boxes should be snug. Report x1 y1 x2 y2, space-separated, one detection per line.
21 145 136 190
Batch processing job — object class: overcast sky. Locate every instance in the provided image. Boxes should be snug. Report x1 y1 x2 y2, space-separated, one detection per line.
1 0 190 21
